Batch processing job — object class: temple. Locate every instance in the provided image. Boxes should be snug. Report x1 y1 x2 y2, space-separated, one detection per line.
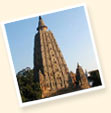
34 16 90 98
34 16 73 97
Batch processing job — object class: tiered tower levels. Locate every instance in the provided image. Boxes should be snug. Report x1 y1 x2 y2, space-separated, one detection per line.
34 16 72 97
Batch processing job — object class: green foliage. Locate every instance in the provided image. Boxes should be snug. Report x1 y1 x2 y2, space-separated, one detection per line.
17 69 42 102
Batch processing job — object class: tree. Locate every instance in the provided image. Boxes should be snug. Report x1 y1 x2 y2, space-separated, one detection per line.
17 69 42 102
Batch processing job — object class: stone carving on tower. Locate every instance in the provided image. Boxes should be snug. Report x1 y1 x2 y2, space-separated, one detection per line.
34 16 73 98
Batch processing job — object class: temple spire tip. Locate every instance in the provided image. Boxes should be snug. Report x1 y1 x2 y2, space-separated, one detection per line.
77 62 80 68
39 16 42 20
37 16 48 31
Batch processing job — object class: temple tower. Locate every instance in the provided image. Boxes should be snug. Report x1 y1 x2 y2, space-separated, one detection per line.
76 63 90 89
34 16 73 97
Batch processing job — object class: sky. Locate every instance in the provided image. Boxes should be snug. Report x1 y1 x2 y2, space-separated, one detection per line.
5 6 98 73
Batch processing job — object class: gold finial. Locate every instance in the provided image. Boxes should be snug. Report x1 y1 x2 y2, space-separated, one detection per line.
37 16 48 31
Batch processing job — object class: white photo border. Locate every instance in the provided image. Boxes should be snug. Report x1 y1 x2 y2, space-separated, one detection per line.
0 3 105 107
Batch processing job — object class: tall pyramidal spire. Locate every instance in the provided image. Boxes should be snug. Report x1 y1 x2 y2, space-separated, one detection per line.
37 16 48 31
34 16 73 98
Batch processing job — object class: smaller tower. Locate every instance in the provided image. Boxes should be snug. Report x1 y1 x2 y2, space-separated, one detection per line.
76 63 90 89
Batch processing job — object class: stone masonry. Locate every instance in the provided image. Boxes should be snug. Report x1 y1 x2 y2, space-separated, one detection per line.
34 16 73 98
